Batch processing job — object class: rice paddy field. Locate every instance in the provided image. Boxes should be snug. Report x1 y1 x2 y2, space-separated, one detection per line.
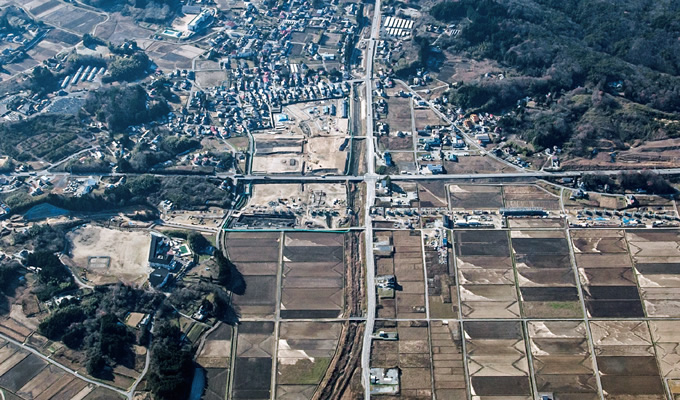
220 231 352 400
365 183 680 399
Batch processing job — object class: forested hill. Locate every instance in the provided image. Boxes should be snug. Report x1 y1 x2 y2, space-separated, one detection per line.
430 0 680 152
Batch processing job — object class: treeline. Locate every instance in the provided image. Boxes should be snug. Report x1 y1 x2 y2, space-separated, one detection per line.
38 284 164 377
0 263 20 312
0 7 33 33
148 265 242 398
25 251 76 301
83 85 169 132
1 175 237 219
104 52 151 84
497 89 680 152
6 223 75 254
430 0 680 151
581 171 676 195
147 322 194 400
0 264 19 295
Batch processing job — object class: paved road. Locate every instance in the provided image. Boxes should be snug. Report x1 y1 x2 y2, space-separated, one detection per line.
6 168 680 182
361 1 381 398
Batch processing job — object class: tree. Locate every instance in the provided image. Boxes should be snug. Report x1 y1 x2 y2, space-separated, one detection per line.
62 324 86 349
147 322 194 400
581 174 615 191
84 85 169 131
214 252 232 287
29 66 58 95
0 264 19 295
82 33 104 48
430 1 468 22
38 305 86 340
415 36 431 68
86 346 107 377
619 172 675 194
187 232 210 254
98 313 135 364
103 53 151 83
26 251 75 301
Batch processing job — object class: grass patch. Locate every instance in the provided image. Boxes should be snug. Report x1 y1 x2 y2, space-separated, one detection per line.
278 357 331 385
428 296 456 319
186 323 206 344
547 301 581 312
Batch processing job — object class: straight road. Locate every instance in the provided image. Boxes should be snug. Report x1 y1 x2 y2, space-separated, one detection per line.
361 0 382 398
6 168 680 182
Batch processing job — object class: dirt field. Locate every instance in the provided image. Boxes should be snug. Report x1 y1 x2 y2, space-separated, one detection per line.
378 136 413 151
449 184 503 210
140 40 203 70
252 155 303 174
225 232 281 318
385 97 413 132
93 12 153 44
429 320 467 398
281 233 345 319
243 183 349 229
233 322 275 400
195 324 232 399
25 0 105 34
626 229 680 317
162 207 225 230
306 136 347 173
277 321 341 394
455 230 519 318
650 321 680 388
371 320 434 398
590 321 665 399
503 185 561 211
443 154 514 175
0 338 122 400
463 321 531 398
374 231 427 319
418 182 448 208
391 151 417 172
527 321 599 399
570 229 645 318
195 70 227 88
64 225 151 286
413 108 445 130
510 230 577 321
253 134 348 175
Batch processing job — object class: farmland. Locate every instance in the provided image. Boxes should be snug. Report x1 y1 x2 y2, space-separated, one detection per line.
0 339 122 400
364 181 680 399
218 231 358 399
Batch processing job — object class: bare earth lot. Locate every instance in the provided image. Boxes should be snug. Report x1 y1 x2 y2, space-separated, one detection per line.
64 225 151 286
